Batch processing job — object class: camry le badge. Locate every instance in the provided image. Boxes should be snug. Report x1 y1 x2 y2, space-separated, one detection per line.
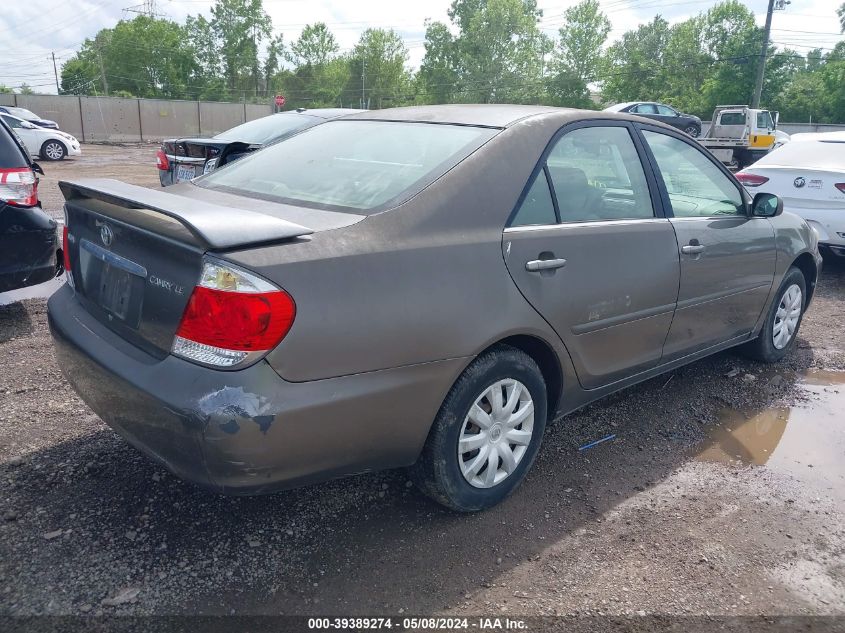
100 224 114 247
793 177 805 188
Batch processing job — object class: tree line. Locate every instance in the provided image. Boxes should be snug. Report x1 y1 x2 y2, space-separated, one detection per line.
44 0 845 123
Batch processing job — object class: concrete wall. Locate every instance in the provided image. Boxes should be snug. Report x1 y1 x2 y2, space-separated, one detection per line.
139 99 200 141
0 94 273 142
199 102 247 137
3 93 844 142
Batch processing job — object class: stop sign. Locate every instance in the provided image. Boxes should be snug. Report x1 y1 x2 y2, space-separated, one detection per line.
274 95 286 107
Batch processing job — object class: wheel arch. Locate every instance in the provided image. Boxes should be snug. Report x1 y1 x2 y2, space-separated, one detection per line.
483 334 563 419
791 251 818 306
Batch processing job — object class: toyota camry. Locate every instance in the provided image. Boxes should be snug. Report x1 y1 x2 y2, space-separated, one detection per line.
48 105 821 512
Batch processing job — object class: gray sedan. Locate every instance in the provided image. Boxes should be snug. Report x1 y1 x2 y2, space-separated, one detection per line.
48 105 821 512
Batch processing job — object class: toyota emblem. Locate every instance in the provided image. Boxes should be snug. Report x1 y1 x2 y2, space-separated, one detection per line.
100 224 114 247
793 177 805 188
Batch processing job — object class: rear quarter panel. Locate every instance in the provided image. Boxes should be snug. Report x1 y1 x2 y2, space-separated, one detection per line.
224 113 579 385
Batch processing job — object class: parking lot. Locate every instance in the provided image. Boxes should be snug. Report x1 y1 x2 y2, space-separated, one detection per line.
1 145 844 620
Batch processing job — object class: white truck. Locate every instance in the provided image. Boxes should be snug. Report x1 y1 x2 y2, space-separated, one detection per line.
699 105 782 169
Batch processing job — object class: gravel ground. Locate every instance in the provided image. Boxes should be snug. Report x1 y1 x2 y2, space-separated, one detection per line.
0 145 844 623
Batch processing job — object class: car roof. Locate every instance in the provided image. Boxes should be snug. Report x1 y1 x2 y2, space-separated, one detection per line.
299 108 366 120
342 104 571 128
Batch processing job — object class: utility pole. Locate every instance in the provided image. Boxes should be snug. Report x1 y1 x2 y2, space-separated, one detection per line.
51 52 60 94
751 0 776 108
361 56 366 110
96 45 109 95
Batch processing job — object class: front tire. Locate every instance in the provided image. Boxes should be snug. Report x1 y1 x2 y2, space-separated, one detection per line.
41 140 66 161
410 345 547 512
742 266 806 363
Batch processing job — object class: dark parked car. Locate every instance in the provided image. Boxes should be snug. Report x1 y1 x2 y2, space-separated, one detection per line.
603 102 702 137
0 106 59 130
50 105 820 512
0 117 59 293
156 108 364 186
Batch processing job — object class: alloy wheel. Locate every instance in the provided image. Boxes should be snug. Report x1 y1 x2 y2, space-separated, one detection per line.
458 378 535 489
772 283 802 350
45 142 64 160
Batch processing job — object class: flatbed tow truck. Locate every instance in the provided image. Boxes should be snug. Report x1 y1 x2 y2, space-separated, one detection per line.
699 105 781 169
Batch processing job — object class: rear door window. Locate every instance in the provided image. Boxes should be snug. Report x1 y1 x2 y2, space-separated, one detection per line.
656 105 676 116
635 104 658 114
545 126 654 222
511 171 557 227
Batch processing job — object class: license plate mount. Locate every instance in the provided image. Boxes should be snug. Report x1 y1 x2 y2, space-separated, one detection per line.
175 164 196 182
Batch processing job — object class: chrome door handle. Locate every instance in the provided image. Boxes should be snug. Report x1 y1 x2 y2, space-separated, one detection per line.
681 244 705 254
525 258 567 272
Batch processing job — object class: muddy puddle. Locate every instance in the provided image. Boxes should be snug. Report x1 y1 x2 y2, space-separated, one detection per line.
697 369 845 502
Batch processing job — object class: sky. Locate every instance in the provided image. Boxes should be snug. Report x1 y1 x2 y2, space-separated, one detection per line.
1 0 843 95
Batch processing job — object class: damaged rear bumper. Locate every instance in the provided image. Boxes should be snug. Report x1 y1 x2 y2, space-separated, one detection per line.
47 284 463 494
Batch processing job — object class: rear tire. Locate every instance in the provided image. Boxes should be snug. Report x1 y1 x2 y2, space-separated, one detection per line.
410 345 547 512
41 140 66 161
742 266 806 363
684 125 700 138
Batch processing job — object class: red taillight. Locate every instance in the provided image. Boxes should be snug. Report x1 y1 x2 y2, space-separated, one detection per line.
62 225 71 272
155 148 169 171
0 167 37 206
172 261 295 368
736 172 769 187
835 183 845 194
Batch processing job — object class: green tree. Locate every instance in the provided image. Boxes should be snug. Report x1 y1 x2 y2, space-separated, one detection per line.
210 0 272 98
0 85 12 94
838 2 844 32
18 84 34 95
601 16 671 105
288 23 340 67
698 0 760 112
348 29 411 108
418 20 459 104
547 0 610 108
60 16 198 99
433 0 550 104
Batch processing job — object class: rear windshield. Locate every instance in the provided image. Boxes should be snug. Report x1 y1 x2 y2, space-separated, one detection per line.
197 120 497 212
757 140 845 170
214 113 321 144
0 119 29 168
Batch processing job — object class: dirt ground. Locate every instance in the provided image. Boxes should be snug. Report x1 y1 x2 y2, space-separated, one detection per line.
0 145 844 626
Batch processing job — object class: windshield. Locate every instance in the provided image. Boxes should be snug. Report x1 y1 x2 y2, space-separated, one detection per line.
198 120 497 212
214 113 321 144
10 107 39 120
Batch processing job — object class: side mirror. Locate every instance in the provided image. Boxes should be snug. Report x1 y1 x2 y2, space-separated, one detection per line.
21 121 37 129
751 192 783 218
773 111 779 128
31 162 44 175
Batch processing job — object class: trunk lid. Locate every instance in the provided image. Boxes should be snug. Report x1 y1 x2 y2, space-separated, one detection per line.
60 178 318 359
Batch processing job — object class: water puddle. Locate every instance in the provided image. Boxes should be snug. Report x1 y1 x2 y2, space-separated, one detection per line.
697 370 845 503
0 276 64 306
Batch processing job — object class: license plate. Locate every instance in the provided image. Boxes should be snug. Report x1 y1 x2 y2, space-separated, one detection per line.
79 239 146 328
98 263 134 321
175 164 196 182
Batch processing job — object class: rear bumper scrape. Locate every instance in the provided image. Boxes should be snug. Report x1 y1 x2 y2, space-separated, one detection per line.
48 283 465 494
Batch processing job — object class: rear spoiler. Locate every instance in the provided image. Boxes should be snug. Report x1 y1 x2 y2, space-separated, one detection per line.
59 178 313 250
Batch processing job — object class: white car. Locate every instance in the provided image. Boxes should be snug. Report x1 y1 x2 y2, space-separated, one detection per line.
737 136 845 258
0 113 81 161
